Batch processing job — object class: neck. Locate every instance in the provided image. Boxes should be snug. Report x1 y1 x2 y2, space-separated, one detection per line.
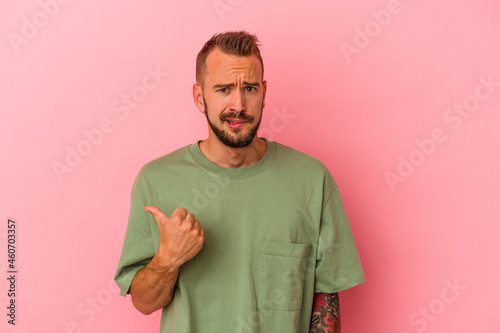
199 136 267 168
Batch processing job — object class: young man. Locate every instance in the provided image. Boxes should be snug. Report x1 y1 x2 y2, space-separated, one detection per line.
115 31 365 332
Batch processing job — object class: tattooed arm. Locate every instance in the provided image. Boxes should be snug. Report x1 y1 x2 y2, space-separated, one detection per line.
309 293 340 333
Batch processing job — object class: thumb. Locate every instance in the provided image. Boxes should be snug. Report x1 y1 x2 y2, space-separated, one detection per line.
144 206 169 224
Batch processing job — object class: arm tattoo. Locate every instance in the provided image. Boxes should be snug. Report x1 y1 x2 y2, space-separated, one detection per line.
309 292 340 333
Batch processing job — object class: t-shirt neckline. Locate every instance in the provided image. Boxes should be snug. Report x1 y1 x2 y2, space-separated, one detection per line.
188 138 277 178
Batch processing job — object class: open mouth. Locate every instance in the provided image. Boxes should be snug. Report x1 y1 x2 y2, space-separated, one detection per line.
225 119 245 129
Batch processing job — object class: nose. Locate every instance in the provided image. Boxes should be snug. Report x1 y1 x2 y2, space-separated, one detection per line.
230 89 245 114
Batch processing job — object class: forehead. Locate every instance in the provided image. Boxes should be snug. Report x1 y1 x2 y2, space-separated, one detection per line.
205 49 263 83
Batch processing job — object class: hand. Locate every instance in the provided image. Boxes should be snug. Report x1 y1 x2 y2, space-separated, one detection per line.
144 206 205 270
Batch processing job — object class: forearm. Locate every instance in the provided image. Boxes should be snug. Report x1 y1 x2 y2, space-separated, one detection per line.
309 293 340 333
129 255 180 315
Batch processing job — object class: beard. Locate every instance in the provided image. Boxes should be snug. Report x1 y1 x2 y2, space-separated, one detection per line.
203 97 263 148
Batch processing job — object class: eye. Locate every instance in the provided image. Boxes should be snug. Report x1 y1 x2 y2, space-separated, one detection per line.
218 87 228 93
245 86 256 93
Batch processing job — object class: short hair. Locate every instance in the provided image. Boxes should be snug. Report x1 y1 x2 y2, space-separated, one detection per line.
196 31 264 87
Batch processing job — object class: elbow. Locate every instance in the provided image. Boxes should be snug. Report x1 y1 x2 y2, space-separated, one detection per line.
131 295 172 315
139 308 155 316
131 297 152 315
132 299 155 315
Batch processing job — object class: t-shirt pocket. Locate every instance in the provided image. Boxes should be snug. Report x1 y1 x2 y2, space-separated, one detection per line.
257 240 312 311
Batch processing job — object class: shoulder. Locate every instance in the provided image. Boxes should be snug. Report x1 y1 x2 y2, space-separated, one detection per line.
129 144 193 198
273 141 331 174
132 144 193 188
271 141 339 191
139 144 192 176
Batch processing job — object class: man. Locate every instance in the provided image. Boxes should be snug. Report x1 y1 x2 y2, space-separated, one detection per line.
115 31 365 332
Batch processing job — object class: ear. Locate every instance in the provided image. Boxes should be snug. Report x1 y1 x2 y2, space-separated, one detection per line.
193 83 205 113
262 80 267 107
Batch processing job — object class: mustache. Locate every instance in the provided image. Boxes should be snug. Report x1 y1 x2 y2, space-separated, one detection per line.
219 112 255 122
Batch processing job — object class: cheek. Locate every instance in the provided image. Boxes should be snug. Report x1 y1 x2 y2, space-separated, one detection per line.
250 99 264 114
205 104 225 123
206 96 227 112
249 94 264 106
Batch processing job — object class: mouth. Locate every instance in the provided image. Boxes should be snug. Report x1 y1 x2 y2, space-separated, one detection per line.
225 119 246 129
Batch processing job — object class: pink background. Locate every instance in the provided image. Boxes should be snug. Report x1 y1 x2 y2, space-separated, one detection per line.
1 1 499 332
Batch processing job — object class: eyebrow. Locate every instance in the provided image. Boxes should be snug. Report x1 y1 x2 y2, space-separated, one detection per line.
212 82 260 89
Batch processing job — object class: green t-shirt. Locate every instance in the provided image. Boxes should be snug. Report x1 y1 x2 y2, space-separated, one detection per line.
115 139 365 332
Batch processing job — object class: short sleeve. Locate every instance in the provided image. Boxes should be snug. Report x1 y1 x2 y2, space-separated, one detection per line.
114 173 156 296
314 176 365 293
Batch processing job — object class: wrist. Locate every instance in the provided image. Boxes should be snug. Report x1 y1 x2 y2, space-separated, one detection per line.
150 252 180 275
